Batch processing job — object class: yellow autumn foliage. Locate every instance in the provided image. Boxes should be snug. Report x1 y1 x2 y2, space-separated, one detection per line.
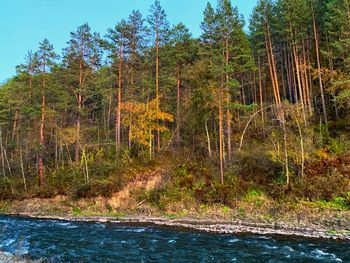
122 98 173 146
58 127 77 145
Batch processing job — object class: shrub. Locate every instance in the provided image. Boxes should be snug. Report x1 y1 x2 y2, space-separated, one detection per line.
72 207 82 216
291 154 350 201
231 151 283 186
73 177 123 199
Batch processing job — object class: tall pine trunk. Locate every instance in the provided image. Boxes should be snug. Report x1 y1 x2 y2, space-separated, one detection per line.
302 38 312 116
289 24 307 125
219 86 224 184
39 77 46 187
312 7 327 124
116 46 122 157
156 37 160 152
75 59 83 163
258 56 264 126
176 63 181 146
225 40 232 161
12 110 18 141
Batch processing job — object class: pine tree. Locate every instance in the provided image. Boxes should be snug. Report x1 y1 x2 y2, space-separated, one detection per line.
201 2 225 183
147 0 169 151
169 23 193 146
16 51 39 99
310 0 328 123
36 39 57 187
323 1 350 108
121 10 148 148
325 0 350 72
106 20 129 157
63 23 102 163
125 10 148 95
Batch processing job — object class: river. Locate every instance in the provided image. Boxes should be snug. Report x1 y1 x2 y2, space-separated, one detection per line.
0 215 349 262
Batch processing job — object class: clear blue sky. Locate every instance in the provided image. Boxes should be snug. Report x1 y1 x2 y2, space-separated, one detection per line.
1 0 257 82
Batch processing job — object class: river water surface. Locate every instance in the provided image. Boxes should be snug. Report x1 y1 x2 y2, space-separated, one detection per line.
0 215 349 262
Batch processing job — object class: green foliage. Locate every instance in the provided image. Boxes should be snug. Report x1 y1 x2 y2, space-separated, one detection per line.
164 210 189 219
0 201 10 213
165 213 177 219
140 187 172 211
307 196 349 211
328 135 350 154
226 103 257 111
333 196 349 209
72 207 82 216
243 190 264 202
141 160 251 208
315 123 330 146
222 205 231 213
73 176 124 199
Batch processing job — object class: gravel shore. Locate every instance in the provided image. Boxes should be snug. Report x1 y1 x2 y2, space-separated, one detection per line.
9 214 350 241
0 251 39 263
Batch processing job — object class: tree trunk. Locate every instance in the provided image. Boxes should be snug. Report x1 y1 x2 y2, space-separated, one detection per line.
29 70 33 99
312 7 327 124
280 48 287 99
12 110 18 141
75 60 83 163
269 30 281 108
241 74 246 105
290 27 307 125
156 38 160 152
0 126 5 178
107 95 112 132
116 46 122 157
176 63 181 146
302 38 312 116
205 117 212 159
282 118 289 186
219 88 224 184
19 135 27 191
265 23 281 117
39 77 46 187
225 40 232 161
291 51 298 104
258 56 265 127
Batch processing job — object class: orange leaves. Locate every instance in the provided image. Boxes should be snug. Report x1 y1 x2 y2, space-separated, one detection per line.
122 98 173 146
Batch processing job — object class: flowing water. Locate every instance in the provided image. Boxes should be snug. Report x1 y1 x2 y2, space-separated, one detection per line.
0 215 349 262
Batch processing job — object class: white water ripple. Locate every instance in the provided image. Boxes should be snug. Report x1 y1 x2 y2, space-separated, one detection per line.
311 249 342 262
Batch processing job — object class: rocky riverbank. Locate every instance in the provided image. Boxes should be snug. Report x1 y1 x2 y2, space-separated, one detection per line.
2 194 350 241
8 213 350 241
0 251 39 263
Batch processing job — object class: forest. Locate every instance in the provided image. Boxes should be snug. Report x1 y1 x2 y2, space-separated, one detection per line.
1 0 350 216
